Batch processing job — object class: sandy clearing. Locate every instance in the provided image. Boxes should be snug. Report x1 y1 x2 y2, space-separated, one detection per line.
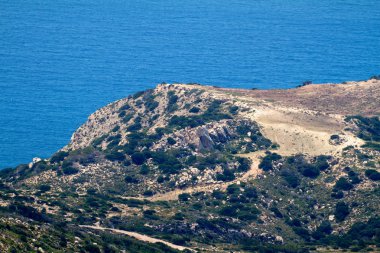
249 106 364 156
79 225 194 251
210 86 364 157
206 80 374 157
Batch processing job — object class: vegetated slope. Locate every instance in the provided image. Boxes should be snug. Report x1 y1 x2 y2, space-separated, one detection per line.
0 79 379 252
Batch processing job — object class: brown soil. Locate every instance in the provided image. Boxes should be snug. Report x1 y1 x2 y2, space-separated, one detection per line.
213 79 380 116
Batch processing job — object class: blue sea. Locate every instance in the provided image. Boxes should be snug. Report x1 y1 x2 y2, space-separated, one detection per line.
1 0 380 169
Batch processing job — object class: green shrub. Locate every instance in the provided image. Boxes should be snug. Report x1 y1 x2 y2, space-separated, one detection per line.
62 166 79 175
92 135 107 147
143 190 154 197
320 217 380 249
259 153 282 171
144 96 159 112
334 177 353 191
229 105 239 115
151 151 183 174
317 221 332 234
118 111 126 118
346 116 380 142
300 164 320 178
166 91 179 112
312 220 333 240
173 212 185 220
178 193 191 201
331 191 344 199
168 100 232 129
189 107 200 113
127 122 142 132
192 203 203 210
287 218 302 227
39 184 51 192
365 169 380 181
219 205 239 217
335 202 350 222
50 151 69 163
237 157 250 172
225 184 239 195
270 206 283 218
139 165 150 175
131 152 146 165
143 209 158 220
281 170 300 188
84 243 101 253
132 90 145 99
315 155 330 171
124 175 138 183
122 114 134 124
292 227 310 241
219 204 259 221
119 103 131 111
348 170 361 184
157 175 165 183
167 137 176 145
9 203 48 222
362 142 380 151
216 169 235 181
105 151 125 162
243 187 258 200
212 190 225 200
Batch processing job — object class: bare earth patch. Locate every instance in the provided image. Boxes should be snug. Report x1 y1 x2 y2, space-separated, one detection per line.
79 225 194 251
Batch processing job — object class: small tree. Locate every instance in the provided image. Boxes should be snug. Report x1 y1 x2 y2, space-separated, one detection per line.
39 184 51 192
334 177 353 191
365 169 380 181
335 202 350 222
131 152 146 165
178 193 191 202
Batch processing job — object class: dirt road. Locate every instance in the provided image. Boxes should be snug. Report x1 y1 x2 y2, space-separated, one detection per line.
79 225 194 251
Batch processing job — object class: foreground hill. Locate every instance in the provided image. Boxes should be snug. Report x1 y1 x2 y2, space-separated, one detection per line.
0 78 379 252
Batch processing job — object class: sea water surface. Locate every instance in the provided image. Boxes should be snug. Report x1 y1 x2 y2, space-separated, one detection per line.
1 0 380 168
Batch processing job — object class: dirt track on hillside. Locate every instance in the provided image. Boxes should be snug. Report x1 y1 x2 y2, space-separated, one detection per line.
80 225 194 251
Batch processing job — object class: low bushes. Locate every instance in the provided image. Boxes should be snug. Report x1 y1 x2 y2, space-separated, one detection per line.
365 169 380 181
334 202 350 222
216 169 235 182
131 152 146 165
189 107 200 113
178 193 191 202
346 115 380 142
151 151 182 174
280 170 300 188
258 152 282 171
50 151 69 163
167 137 176 145
334 177 353 191
105 151 125 162
219 203 260 221
39 184 51 192
166 91 179 113
168 100 232 129
62 166 79 175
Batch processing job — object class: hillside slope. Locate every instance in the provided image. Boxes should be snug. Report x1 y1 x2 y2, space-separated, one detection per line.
0 79 379 252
